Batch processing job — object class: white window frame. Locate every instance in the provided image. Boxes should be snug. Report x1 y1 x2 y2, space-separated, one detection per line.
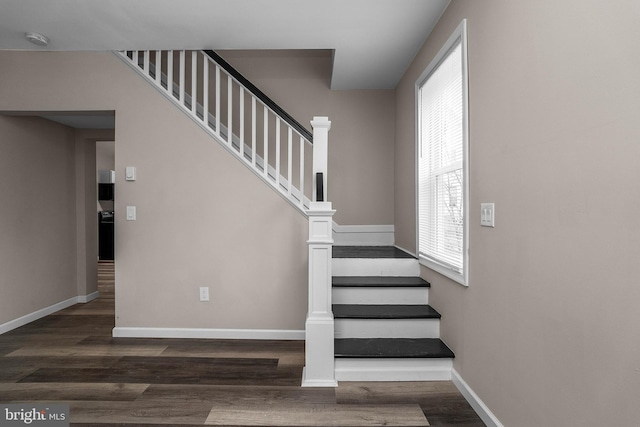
415 19 469 286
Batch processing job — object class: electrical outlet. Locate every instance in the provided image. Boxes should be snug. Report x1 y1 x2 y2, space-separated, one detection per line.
199 287 209 302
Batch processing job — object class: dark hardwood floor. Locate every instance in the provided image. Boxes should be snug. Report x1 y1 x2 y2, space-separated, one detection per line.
0 261 485 426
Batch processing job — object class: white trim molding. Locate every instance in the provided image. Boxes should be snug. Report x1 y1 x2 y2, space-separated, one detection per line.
302 202 338 387
0 296 78 335
452 368 504 427
78 291 100 303
301 368 339 388
112 327 305 340
332 222 394 246
415 19 470 287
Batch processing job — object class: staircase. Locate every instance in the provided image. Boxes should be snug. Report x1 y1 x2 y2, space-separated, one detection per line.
332 246 454 381
117 49 454 384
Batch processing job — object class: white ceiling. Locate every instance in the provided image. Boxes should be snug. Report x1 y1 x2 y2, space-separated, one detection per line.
0 0 450 90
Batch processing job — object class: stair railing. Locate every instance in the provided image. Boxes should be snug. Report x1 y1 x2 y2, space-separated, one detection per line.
117 50 321 214
118 50 336 386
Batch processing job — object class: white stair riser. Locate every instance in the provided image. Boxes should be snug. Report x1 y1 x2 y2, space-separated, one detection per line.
335 318 439 338
333 287 429 305
335 358 453 382
332 258 420 277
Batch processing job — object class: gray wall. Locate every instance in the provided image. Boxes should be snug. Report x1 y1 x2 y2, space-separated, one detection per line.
0 114 115 326
0 51 314 332
0 116 77 324
218 50 396 226
394 0 640 425
0 49 398 332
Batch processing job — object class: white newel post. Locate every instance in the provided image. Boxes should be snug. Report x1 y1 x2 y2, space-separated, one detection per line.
311 117 330 202
302 117 337 387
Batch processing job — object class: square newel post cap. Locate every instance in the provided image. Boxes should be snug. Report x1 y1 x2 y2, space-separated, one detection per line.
310 116 331 130
308 201 334 213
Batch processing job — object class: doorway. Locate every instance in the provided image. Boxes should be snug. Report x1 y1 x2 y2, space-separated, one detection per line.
96 140 115 300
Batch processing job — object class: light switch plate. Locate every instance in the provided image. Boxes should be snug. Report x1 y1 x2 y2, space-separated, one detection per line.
481 203 495 227
125 166 136 181
126 206 136 221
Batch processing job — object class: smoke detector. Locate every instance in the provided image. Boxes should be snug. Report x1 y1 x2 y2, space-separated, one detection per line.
25 32 49 47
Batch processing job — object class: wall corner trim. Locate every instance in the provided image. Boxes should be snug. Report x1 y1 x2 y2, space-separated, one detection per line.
452 368 505 427
112 327 305 340
0 296 79 336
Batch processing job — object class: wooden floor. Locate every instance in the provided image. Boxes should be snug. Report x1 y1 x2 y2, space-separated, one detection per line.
0 261 485 426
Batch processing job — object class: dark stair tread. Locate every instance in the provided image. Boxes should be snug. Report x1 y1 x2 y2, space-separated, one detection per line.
333 246 415 259
335 338 454 359
333 304 441 319
332 276 430 288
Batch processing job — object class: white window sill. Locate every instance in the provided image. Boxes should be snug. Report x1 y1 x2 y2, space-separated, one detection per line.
419 256 468 287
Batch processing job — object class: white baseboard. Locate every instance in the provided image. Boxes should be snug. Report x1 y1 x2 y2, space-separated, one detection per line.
452 368 504 427
0 296 78 335
333 222 394 246
301 368 338 387
112 327 305 340
78 291 100 303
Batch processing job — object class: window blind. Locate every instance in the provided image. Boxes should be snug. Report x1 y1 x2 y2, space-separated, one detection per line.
418 40 464 273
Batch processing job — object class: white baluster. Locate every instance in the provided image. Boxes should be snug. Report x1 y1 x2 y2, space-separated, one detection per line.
227 77 232 146
155 51 161 85
263 108 269 179
239 87 245 158
215 65 221 135
287 127 293 195
275 118 281 188
143 51 150 75
251 97 257 167
167 51 173 97
179 51 185 104
203 58 209 128
300 136 305 208
191 51 197 116
133 50 139 67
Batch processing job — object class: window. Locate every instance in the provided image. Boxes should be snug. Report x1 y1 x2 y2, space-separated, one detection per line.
416 20 469 286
